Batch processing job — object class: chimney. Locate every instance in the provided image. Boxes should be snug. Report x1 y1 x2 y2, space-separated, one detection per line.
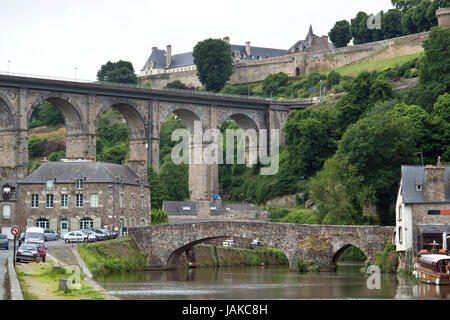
245 41 251 56
424 157 446 202
223 37 230 44
152 47 158 52
166 45 172 68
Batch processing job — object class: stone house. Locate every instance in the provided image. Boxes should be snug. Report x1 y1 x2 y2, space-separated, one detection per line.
395 159 450 268
12 160 151 237
0 180 19 238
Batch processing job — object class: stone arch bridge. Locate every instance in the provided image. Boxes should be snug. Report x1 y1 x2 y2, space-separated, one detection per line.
129 221 394 271
0 74 315 201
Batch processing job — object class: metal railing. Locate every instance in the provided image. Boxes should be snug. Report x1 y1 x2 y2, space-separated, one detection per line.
0 70 319 104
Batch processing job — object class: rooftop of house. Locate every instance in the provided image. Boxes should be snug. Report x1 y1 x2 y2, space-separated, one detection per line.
18 161 149 186
400 165 450 203
287 25 332 53
162 200 259 215
142 43 287 71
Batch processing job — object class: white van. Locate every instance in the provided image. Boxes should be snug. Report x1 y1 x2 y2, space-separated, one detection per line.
25 227 45 244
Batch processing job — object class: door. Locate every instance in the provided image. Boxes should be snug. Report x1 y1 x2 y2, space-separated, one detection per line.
60 219 68 238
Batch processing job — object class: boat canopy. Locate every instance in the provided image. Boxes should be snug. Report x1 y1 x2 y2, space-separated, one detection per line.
419 254 450 264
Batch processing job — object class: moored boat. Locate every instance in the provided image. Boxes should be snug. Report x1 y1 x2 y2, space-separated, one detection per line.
413 250 450 285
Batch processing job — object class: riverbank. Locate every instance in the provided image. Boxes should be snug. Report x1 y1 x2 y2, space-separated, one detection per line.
78 237 288 276
15 262 105 300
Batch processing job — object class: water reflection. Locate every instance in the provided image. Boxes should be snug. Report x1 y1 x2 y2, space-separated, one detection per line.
94 263 450 300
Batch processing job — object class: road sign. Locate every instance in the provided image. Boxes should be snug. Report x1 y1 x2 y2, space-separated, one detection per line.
11 226 20 236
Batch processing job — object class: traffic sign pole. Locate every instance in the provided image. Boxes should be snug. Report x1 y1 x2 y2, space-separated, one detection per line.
10 226 20 267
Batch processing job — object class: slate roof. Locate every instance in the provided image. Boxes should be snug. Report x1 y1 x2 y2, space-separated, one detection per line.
400 165 450 203
163 201 197 215
19 161 148 186
142 44 287 71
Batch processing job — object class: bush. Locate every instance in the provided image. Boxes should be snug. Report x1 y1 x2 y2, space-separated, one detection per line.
374 242 398 273
164 80 186 89
151 209 169 225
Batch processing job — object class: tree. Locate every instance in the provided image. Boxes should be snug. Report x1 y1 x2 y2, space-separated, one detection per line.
309 156 375 225
433 93 450 123
192 38 234 92
336 110 418 225
351 11 373 44
147 166 169 209
96 60 137 84
329 20 352 48
382 9 404 39
97 143 128 164
392 0 421 12
261 72 289 97
326 71 341 89
151 209 169 225
29 101 64 128
160 154 189 201
164 80 186 90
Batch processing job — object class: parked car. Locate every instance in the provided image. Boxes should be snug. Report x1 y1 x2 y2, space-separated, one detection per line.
89 228 108 241
250 240 264 250
25 227 45 245
16 244 41 263
222 239 239 248
80 229 99 242
33 242 47 262
99 228 118 239
43 229 58 241
18 233 25 246
0 234 8 250
63 231 87 243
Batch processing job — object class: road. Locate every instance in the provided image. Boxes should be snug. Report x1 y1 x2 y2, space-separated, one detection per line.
0 240 15 300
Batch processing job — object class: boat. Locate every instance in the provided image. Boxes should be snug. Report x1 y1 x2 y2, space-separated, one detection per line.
413 250 450 285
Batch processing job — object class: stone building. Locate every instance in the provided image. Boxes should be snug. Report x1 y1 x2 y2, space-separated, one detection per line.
287 25 332 55
436 7 450 28
139 37 287 83
0 180 19 238
10 160 151 237
395 159 450 268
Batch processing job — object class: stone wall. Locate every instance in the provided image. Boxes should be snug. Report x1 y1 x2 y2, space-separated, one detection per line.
265 194 302 208
138 32 428 89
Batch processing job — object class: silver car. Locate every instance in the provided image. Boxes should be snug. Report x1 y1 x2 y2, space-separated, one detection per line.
44 229 58 241
16 244 41 263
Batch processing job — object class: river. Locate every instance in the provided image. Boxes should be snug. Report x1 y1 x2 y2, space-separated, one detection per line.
95 263 450 300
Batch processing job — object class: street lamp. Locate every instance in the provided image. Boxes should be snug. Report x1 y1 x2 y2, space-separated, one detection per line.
7 60 10 74
413 152 424 167
74 67 77 79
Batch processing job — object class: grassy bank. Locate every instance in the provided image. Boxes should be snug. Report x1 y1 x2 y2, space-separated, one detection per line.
16 263 105 300
77 237 147 276
182 244 288 267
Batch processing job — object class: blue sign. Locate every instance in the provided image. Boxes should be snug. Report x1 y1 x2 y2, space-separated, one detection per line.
308 87 315 93
213 193 219 199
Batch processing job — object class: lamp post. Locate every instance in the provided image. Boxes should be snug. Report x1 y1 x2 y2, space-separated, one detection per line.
7 60 10 74
413 152 424 167
74 67 77 79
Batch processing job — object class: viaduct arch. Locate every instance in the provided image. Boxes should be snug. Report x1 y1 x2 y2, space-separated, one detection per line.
0 74 315 199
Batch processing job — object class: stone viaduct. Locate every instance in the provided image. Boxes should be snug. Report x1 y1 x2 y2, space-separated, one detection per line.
129 221 394 271
0 74 315 201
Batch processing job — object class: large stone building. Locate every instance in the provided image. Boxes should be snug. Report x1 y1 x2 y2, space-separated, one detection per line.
395 159 450 268
287 25 332 54
1 160 151 238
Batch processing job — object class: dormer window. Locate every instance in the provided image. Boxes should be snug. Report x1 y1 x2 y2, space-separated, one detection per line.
46 179 54 190
76 178 83 189
416 184 422 192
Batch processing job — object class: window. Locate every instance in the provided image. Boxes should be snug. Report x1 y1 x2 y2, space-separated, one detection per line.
90 194 99 208
398 227 403 244
140 218 146 227
31 194 39 208
416 184 422 191
130 218 135 227
35 218 49 229
79 218 93 230
398 206 402 221
119 194 124 208
130 195 135 209
76 194 84 208
75 178 83 189
2 205 11 219
61 194 68 208
46 179 54 190
141 195 144 210
46 194 54 208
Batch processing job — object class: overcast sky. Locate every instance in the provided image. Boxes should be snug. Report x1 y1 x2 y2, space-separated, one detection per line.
0 0 393 80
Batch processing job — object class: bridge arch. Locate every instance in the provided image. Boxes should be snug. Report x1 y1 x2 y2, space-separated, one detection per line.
159 104 204 133
95 100 148 162
330 244 369 271
0 93 17 130
0 94 18 168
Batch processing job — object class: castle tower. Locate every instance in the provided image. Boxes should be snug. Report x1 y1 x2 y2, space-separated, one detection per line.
436 8 450 28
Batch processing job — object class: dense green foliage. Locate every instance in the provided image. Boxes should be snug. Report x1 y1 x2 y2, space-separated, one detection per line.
96 113 130 164
164 80 187 89
328 0 449 47
338 246 367 262
150 209 169 225
146 166 169 209
329 20 352 48
96 60 137 84
268 207 319 224
29 101 64 128
192 38 234 92
373 242 399 273
77 237 147 276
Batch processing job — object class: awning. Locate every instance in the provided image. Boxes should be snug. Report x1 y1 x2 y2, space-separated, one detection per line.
418 224 450 234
